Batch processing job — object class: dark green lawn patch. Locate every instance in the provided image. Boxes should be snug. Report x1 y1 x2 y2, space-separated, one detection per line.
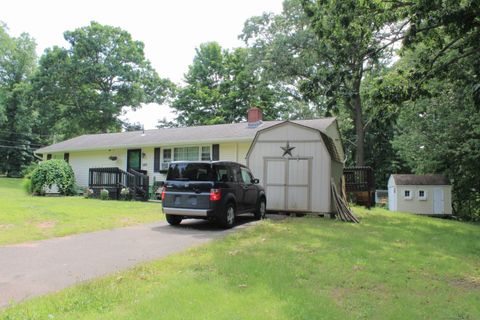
2 207 479 319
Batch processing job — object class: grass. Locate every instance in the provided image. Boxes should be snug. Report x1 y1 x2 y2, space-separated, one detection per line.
0 178 163 246
1 207 479 319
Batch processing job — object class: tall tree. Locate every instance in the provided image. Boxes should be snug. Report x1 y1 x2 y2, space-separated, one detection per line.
242 0 406 165
0 24 37 176
393 75 480 218
170 42 292 126
31 22 172 138
300 0 406 165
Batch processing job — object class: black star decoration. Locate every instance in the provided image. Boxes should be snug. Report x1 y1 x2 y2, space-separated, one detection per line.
281 142 295 157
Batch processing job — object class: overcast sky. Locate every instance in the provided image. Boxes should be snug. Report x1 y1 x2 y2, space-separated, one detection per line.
2 0 283 129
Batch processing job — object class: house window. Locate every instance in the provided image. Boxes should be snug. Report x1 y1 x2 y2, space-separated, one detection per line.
174 146 199 161
418 190 427 200
163 149 172 162
404 190 412 200
201 146 211 161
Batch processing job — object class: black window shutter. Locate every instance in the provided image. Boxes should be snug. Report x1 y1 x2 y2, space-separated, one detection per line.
212 144 220 161
47 154 52 160
64 153 70 163
154 147 161 172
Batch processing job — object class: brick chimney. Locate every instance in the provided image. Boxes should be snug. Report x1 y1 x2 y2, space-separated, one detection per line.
247 107 263 128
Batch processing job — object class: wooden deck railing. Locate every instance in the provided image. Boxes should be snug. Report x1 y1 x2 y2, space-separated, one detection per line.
88 167 149 201
343 166 374 192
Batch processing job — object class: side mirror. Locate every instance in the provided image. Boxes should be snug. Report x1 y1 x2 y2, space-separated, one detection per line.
158 181 165 187
252 178 260 184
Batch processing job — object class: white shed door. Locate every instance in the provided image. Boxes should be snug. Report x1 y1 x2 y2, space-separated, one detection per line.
433 187 444 214
264 158 310 212
265 159 287 210
287 159 310 211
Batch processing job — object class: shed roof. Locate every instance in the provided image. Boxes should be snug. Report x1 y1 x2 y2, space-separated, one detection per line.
391 174 450 186
245 120 343 163
36 118 337 154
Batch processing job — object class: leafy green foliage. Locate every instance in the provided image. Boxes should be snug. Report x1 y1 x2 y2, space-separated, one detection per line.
0 24 38 176
169 42 293 126
120 187 132 201
29 159 76 196
31 22 173 138
393 75 480 218
99 188 109 200
299 0 407 165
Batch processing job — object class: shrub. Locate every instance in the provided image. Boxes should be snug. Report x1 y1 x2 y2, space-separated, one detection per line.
100 188 109 200
22 162 39 178
84 188 94 199
120 187 131 201
22 178 33 194
29 160 76 196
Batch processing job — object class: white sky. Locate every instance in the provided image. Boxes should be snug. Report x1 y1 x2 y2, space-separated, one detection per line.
1 0 283 129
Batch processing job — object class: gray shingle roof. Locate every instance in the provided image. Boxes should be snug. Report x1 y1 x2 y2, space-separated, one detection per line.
392 174 450 186
36 118 337 154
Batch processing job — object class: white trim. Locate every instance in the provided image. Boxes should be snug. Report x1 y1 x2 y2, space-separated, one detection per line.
403 189 412 200
35 138 252 155
418 189 427 201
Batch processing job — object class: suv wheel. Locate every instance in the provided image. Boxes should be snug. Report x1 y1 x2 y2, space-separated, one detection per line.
166 214 183 226
219 203 236 229
254 198 266 220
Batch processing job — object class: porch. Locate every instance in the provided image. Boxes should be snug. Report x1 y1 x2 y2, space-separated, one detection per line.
88 167 150 201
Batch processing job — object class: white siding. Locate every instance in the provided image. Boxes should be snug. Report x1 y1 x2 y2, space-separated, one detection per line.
68 149 128 187
219 142 250 164
388 176 452 215
396 185 452 215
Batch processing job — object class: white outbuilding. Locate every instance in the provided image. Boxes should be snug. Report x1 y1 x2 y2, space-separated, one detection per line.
388 174 452 215
246 121 344 214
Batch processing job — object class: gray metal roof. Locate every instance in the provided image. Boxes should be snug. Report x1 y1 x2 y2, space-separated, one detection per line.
392 174 450 186
36 118 337 153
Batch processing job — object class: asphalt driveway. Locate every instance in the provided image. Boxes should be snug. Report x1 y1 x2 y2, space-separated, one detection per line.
0 217 258 308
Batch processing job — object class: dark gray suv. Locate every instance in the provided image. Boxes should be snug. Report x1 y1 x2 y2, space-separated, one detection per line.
161 161 266 228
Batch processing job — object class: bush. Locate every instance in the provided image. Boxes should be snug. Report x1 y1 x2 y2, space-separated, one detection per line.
100 188 109 200
22 178 33 194
120 187 131 201
84 188 94 199
29 160 76 196
22 162 39 178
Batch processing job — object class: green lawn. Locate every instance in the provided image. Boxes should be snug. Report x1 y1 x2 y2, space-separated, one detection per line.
0 178 163 246
2 207 479 319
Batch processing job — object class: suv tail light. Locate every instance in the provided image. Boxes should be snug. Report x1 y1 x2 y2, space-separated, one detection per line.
210 188 221 201
161 186 166 201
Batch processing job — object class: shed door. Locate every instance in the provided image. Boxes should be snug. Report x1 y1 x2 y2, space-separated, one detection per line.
264 158 311 212
286 159 310 211
433 187 444 214
265 159 286 210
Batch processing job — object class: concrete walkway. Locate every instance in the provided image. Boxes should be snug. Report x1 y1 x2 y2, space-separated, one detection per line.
0 217 257 308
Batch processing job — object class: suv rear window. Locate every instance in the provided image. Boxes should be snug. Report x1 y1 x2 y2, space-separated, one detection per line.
167 163 214 181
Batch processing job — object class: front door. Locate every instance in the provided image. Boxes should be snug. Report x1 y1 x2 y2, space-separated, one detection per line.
433 187 444 214
127 149 142 171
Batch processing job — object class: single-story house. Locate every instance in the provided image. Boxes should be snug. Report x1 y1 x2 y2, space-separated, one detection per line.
35 108 345 214
387 174 452 215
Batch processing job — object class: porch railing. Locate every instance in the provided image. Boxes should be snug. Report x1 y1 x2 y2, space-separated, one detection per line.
88 167 149 201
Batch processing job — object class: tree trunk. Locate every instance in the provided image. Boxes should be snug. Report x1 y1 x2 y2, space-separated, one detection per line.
353 78 365 166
